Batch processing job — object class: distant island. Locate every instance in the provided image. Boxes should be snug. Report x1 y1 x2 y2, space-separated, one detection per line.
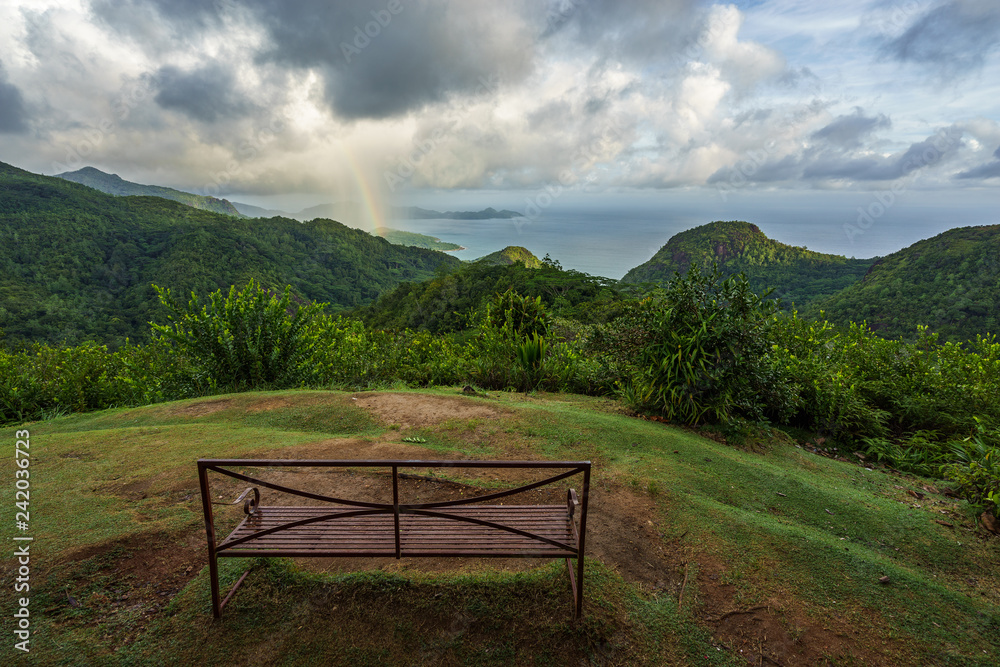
397 206 523 220
253 201 523 222
54 167 522 223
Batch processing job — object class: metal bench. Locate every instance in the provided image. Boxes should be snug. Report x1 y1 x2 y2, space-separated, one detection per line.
197 459 591 619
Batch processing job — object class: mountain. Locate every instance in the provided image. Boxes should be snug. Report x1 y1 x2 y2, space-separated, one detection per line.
621 221 874 309
56 166 243 216
0 161 460 347
474 246 542 268
810 224 1000 342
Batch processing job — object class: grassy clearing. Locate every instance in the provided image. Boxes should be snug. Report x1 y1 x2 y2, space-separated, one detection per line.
2 388 997 665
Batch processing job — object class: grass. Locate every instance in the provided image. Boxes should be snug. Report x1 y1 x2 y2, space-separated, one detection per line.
1 388 997 665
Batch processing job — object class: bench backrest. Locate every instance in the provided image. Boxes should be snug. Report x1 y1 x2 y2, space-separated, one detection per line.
198 459 591 558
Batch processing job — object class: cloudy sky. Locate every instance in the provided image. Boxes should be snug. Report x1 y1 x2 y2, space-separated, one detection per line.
1 0 998 229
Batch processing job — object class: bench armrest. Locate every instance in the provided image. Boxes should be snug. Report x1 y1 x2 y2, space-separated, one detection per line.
227 487 260 515
567 488 579 518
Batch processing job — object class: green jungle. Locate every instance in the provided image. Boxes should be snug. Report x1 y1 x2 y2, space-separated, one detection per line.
1 161 998 665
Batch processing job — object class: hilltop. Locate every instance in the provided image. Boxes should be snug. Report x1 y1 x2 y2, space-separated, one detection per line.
621 221 874 309
56 166 242 216
474 245 542 268
811 224 1000 341
1 389 996 665
0 161 460 347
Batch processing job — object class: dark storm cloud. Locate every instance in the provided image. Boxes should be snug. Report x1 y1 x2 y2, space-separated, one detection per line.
247 0 534 120
811 109 891 147
90 0 537 121
0 61 29 134
153 61 256 123
883 0 1000 73
90 0 223 42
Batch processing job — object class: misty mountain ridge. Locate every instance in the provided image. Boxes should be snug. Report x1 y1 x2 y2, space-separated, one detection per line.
55 166 521 225
56 166 243 217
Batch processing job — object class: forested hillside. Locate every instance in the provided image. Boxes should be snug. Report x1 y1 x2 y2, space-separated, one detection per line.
56 166 242 216
811 224 1000 342
474 245 542 268
621 220 874 309
0 162 460 347
356 259 620 333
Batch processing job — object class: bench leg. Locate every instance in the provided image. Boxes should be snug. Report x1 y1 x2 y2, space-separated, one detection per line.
219 568 252 616
565 557 584 620
209 553 221 618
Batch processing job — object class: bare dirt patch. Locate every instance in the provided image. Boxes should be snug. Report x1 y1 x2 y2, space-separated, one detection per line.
59 531 204 650
245 397 293 413
172 398 234 417
350 392 507 429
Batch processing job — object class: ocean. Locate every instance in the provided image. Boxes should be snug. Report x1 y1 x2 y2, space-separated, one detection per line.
384 190 998 279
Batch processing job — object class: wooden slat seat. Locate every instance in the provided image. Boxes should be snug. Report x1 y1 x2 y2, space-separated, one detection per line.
219 505 577 557
198 459 591 619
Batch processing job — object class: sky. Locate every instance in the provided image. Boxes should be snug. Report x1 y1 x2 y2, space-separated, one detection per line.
0 0 997 243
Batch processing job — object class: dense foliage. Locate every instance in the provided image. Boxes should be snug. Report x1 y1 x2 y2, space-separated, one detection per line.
151 280 325 390
474 245 543 268
355 256 623 333
4 270 997 518
0 161 459 348
586 267 792 424
3 162 999 520
621 220 874 310
810 224 1000 343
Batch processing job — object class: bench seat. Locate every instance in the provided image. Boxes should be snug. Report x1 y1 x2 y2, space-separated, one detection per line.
219 505 577 558
198 459 590 619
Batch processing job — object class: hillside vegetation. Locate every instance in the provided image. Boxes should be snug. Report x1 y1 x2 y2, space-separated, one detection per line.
374 227 463 251
622 221 873 310
811 225 1000 342
474 245 543 268
56 166 242 216
0 390 996 665
0 162 460 347
356 258 621 333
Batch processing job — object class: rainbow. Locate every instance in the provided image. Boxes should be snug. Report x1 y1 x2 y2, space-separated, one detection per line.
339 145 387 235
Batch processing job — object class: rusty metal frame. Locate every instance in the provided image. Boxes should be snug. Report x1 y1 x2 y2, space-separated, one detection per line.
197 459 591 620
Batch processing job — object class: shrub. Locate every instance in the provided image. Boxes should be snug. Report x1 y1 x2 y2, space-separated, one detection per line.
151 280 325 391
589 265 793 424
941 423 1000 519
